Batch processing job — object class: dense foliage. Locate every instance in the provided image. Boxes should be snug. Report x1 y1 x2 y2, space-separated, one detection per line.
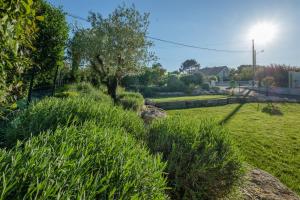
0 0 38 112
4 95 144 147
33 0 69 87
147 116 243 199
0 122 167 199
255 64 300 87
70 5 154 101
179 59 200 73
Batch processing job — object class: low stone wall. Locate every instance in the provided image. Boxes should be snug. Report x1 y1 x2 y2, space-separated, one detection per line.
147 97 300 110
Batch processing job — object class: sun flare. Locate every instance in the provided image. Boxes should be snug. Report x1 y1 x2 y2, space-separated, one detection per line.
248 21 278 44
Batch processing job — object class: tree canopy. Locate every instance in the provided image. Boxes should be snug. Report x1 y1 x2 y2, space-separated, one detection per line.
33 0 69 87
72 5 154 101
179 59 200 73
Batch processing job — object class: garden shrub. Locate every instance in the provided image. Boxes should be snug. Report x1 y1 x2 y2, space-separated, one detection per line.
147 116 243 199
201 83 210 91
0 122 168 199
5 96 145 147
118 92 144 112
58 82 112 103
54 91 79 98
211 86 220 92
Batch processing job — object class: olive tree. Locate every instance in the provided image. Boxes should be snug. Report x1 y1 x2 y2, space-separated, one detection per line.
79 5 154 101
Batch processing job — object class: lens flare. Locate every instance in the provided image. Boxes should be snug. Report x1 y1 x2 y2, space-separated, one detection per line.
248 21 278 44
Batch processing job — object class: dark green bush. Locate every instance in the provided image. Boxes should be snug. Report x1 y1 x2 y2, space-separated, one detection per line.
5 96 145 147
147 116 243 199
118 92 144 112
201 83 210 91
211 86 220 92
166 75 187 92
0 122 168 199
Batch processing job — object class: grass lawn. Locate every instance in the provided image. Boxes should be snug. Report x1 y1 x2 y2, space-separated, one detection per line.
150 94 227 103
168 103 300 195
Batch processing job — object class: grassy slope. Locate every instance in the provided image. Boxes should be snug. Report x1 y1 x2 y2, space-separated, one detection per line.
150 95 227 103
168 103 300 195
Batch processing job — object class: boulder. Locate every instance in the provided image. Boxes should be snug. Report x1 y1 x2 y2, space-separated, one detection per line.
141 105 166 124
241 168 299 200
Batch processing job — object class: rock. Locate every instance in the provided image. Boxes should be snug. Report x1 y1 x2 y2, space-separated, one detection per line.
141 105 166 124
241 168 299 200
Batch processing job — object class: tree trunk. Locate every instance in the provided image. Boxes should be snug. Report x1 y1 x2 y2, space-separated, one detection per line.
27 69 35 105
107 76 118 103
52 65 59 96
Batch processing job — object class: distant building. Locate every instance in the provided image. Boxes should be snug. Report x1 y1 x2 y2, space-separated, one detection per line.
288 71 300 88
180 64 201 74
200 66 229 82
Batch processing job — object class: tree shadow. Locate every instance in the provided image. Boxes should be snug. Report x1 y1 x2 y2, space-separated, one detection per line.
261 103 283 116
219 103 245 125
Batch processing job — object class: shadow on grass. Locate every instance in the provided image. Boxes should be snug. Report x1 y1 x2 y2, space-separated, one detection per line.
261 103 283 116
219 103 245 125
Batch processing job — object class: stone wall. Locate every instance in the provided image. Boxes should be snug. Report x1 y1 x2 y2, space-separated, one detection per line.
147 97 300 110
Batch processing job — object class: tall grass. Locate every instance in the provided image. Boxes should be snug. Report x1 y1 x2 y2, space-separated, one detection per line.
147 116 243 199
56 82 112 103
118 91 145 112
0 122 167 199
5 96 145 147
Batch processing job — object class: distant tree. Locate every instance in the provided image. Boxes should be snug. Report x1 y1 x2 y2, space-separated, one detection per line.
179 59 200 73
166 74 186 92
236 65 253 81
78 5 154 102
255 64 300 87
208 76 218 82
151 63 167 85
67 29 88 82
228 68 237 80
32 0 69 87
180 72 204 86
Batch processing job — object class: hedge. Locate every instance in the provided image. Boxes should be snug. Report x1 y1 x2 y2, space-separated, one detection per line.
4 96 145 147
0 122 167 199
118 92 144 112
147 116 243 199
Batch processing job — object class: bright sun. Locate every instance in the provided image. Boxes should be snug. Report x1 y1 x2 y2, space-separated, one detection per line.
248 21 278 44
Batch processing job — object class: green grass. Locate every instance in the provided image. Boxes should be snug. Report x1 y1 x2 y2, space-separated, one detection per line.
168 103 300 195
150 95 227 103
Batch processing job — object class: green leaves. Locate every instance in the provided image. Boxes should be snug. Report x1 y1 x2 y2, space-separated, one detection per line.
0 123 167 199
147 116 243 199
0 0 38 111
35 16 44 21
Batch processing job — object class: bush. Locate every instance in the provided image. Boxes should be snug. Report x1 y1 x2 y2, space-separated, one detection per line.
57 82 112 103
211 86 220 92
54 91 79 98
147 116 243 199
166 75 187 92
201 83 210 91
0 122 168 199
118 92 144 112
180 72 204 86
4 96 145 147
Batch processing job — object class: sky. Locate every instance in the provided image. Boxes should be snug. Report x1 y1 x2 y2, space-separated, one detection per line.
47 0 300 71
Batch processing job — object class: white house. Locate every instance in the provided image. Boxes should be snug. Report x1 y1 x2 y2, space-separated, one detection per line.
200 66 229 83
